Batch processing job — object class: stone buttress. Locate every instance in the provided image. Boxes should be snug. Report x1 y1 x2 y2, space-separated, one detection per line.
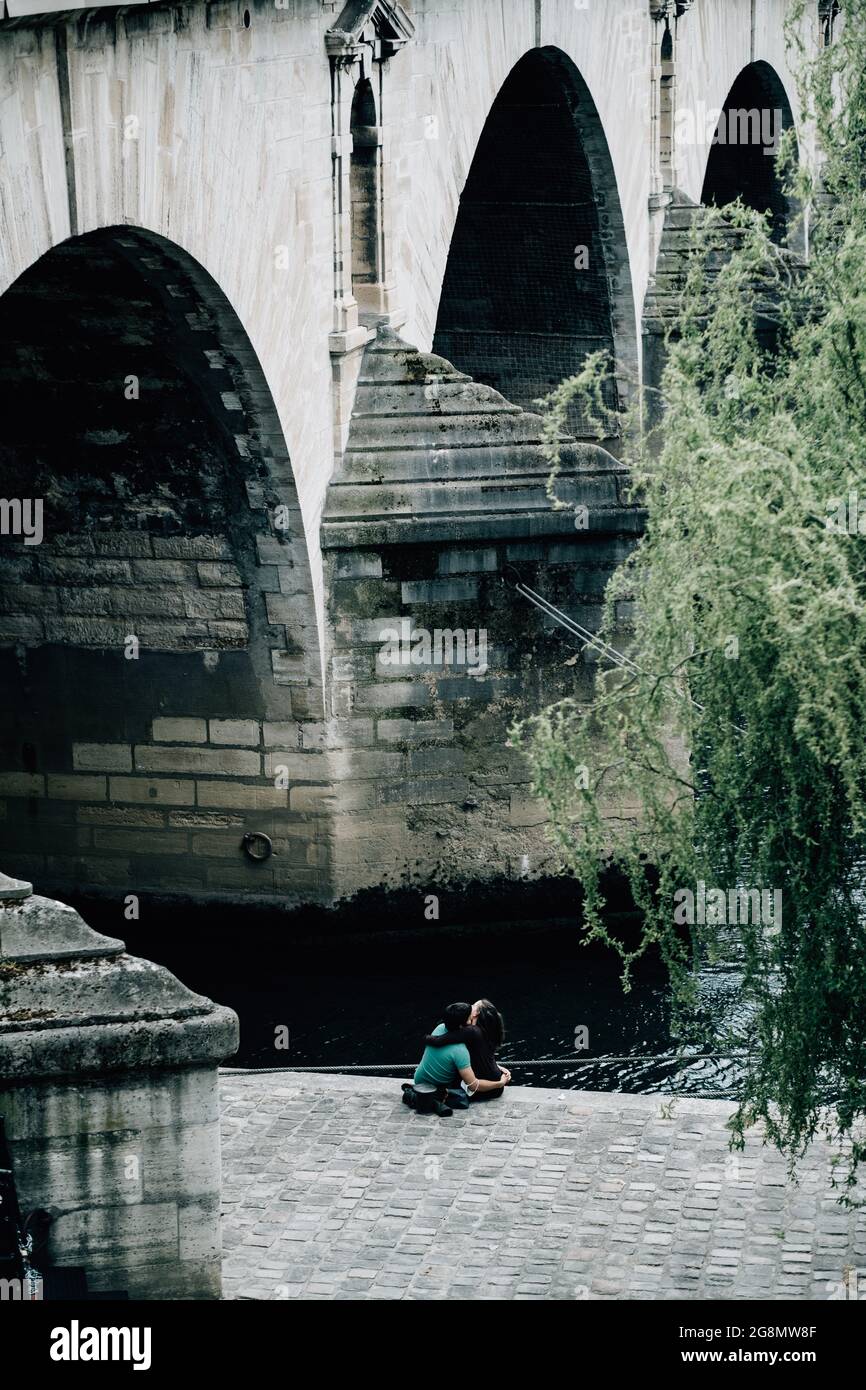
319 328 643 898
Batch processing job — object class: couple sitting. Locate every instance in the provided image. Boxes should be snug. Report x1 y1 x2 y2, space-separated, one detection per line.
402 998 512 1117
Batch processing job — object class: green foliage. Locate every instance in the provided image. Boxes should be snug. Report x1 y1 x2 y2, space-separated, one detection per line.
516 0 866 1195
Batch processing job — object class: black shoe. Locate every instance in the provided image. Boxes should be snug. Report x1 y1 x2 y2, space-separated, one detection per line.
433 1100 453 1117
401 1085 416 1109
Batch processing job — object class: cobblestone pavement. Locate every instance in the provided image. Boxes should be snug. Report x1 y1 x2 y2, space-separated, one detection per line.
219 1072 866 1301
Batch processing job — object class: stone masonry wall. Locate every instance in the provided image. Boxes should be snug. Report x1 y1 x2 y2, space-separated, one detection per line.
320 330 642 899
0 228 328 905
6 1067 225 1299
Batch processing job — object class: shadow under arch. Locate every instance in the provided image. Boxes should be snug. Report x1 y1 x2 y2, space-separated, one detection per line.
432 46 637 443
0 225 325 904
701 60 800 248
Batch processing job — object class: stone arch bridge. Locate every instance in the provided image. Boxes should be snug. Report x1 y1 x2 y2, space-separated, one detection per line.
0 0 821 906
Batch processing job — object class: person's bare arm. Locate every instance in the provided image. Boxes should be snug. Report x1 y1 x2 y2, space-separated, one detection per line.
458 1065 505 1094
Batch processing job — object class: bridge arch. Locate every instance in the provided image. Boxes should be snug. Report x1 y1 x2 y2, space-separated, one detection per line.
700 61 799 245
0 226 326 903
432 46 637 440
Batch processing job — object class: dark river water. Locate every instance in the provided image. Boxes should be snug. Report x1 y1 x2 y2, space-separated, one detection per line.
72 879 744 1099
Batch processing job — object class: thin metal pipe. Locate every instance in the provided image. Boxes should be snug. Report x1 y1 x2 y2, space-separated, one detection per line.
509 572 747 733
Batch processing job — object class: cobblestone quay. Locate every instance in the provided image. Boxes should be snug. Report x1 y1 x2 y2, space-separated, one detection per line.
220 1073 866 1301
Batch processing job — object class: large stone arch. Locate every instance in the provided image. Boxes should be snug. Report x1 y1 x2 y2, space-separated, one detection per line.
0 226 330 905
700 60 799 245
431 45 638 444
644 56 802 425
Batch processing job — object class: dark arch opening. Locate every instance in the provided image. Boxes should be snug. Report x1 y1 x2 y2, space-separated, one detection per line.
350 78 380 305
0 227 322 902
0 232 266 537
432 47 636 440
701 61 798 245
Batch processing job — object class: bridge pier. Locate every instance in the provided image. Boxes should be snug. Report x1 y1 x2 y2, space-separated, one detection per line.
0 0 814 909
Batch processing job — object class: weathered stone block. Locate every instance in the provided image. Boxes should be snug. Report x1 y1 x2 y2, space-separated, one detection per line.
43 617 129 646
263 751 329 780
109 777 196 806
208 719 260 746
196 781 287 810
355 682 431 709
407 747 467 774
41 558 133 585
325 718 376 747
437 549 498 574
57 586 114 616
401 578 480 603
77 805 165 828
262 721 317 747
265 592 316 625
135 746 261 776
190 831 245 856
338 616 403 644
152 536 232 560
197 562 243 587
333 553 383 579
326 749 404 779
132 559 197 584
151 717 208 744
92 828 188 855
509 794 549 827
379 776 469 806
8 583 59 612
0 773 44 797
167 810 244 829
46 775 107 801
377 719 454 743
72 743 133 773
205 620 248 645
270 651 310 683
0 616 43 643
289 783 376 812
184 589 246 620
134 620 212 649
255 535 293 566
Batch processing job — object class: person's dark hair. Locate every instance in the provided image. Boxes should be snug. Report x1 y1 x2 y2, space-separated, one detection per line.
426 1024 475 1048
473 999 504 1049
443 1001 472 1031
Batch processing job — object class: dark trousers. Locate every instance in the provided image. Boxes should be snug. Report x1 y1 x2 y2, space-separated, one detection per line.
405 1085 450 1114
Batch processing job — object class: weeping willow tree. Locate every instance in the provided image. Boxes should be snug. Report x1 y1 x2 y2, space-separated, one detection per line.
516 0 866 1195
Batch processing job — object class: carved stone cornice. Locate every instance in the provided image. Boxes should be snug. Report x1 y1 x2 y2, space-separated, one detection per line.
325 0 415 65
649 0 696 18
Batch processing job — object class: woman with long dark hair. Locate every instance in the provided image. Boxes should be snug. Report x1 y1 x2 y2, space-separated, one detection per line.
424 998 511 1103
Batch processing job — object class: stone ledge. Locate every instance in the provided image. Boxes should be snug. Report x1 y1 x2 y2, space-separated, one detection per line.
1 888 239 1080
218 1067 738 1118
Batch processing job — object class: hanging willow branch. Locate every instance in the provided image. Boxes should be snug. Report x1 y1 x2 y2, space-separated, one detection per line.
515 0 866 1198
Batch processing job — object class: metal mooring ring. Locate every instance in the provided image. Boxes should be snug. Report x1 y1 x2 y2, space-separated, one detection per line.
242 831 273 862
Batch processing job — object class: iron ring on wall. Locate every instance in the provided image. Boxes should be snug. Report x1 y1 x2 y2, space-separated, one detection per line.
242 831 272 862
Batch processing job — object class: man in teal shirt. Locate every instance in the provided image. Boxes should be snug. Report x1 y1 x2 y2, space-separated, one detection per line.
403 1002 507 1116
